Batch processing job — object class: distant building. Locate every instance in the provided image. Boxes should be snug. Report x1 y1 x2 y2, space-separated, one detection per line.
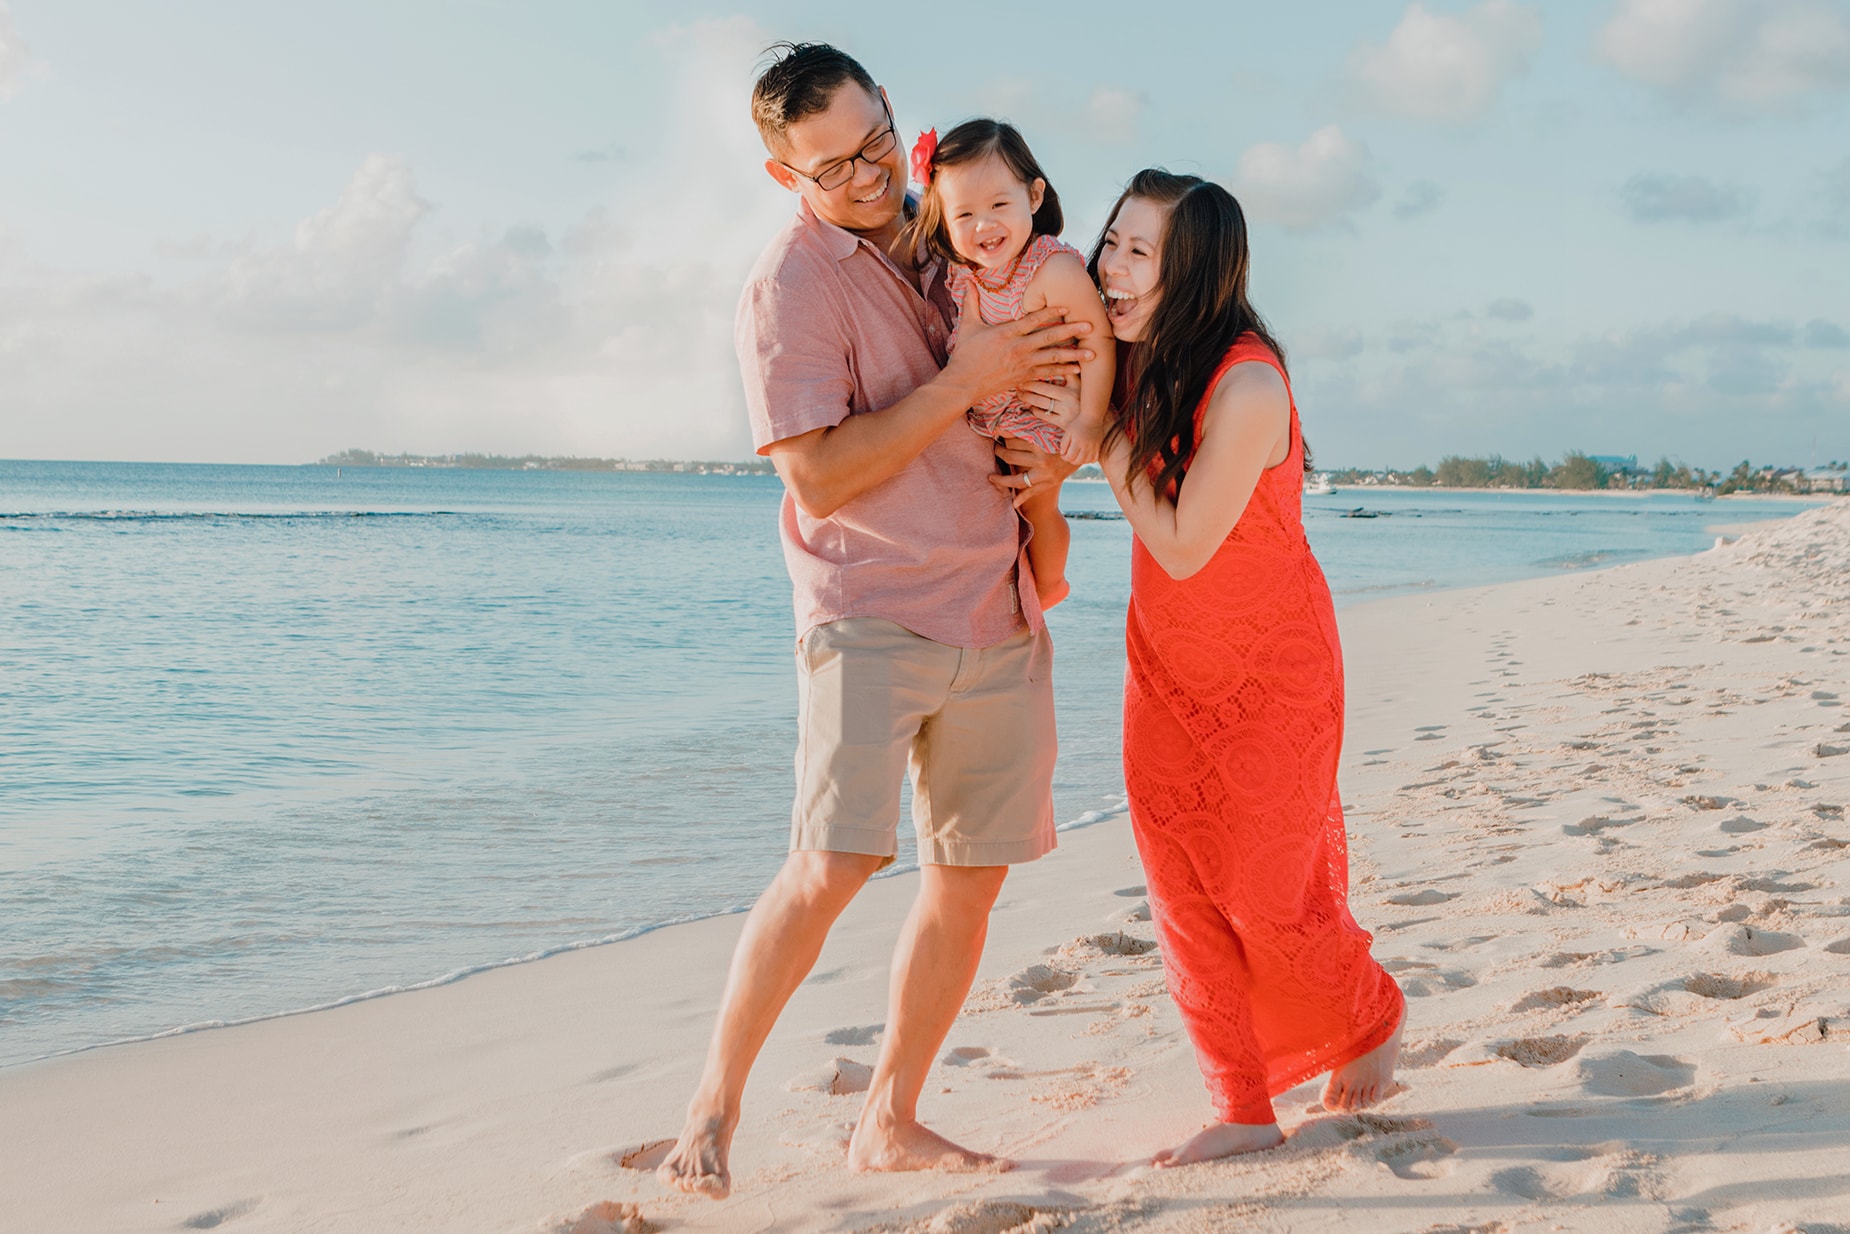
1802 469 1846 493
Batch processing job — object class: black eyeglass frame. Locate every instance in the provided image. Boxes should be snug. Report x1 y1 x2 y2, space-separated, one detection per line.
777 99 898 193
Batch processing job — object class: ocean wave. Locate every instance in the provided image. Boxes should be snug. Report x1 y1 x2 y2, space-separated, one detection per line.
1536 547 1647 570
0 510 459 523
1 796 1135 1070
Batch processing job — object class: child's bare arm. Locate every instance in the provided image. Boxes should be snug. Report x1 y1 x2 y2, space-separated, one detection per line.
1025 253 1114 464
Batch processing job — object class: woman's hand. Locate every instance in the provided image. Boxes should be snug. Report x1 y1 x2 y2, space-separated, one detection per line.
1017 377 1080 435
990 436 1079 509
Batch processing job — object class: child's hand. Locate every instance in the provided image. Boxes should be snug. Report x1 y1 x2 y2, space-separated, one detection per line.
1060 420 1104 466
1058 408 1108 466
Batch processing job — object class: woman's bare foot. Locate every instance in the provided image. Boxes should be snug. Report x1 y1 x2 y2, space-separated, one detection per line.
1324 1011 1405 1112
656 1111 734 1200
1151 1121 1284 1167
847 1115 1012 1175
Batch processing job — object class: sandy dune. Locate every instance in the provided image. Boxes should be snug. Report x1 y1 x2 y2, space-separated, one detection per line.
3 499 1846 1234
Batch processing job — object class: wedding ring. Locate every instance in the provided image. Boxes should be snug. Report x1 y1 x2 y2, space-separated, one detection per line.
1022 472 1034 488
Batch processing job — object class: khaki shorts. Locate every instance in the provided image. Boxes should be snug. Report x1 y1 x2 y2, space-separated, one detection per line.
792 617 1057 868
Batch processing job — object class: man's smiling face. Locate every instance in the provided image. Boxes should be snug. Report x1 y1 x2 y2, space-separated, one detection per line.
765 83 905 236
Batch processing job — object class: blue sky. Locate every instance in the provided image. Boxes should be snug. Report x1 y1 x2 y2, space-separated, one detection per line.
1 0 1845 468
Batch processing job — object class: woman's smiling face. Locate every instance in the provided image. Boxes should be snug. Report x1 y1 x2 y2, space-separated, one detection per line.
1095 195 1167 342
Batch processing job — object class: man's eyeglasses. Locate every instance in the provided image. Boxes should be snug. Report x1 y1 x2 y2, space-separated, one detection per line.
780 102 898 193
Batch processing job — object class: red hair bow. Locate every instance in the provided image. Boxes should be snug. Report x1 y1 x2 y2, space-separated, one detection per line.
910 128 938 188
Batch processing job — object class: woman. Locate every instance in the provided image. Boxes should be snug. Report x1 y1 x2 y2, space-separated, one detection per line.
1022 169 1404 1166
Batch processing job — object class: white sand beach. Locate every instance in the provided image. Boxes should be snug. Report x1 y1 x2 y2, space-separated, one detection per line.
5 499 1848 1234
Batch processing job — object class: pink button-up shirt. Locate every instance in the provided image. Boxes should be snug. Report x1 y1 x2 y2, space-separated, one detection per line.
738 198 1042 648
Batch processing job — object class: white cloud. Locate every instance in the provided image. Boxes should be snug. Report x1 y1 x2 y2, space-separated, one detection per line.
1596 0 1850 112
1620 172 1751 223
0 15 793 464
218 154 432 331
1233 126 1380 231
1347 1 1543 124
1 1 43 101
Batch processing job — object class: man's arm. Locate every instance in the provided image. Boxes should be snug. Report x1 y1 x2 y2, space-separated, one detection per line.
767 288 1095 520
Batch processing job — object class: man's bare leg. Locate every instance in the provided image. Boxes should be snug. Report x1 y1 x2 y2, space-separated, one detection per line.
848 863 1010 1173
658 850 884 1199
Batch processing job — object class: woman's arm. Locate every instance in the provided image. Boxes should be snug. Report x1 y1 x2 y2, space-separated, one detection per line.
1024 254 1114 464
992 437 1077 608
1101 362 1291 580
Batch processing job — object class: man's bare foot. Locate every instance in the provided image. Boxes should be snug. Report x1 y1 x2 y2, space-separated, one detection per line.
656 1112 734 1200
1324 1011 1405 1112
1151 1121 1284 1167
847 1115 1012 1175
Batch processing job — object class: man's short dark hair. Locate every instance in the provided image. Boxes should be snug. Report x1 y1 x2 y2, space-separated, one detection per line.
751 42 878 153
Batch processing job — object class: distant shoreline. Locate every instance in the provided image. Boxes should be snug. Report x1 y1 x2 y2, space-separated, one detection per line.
1317 485 1837 502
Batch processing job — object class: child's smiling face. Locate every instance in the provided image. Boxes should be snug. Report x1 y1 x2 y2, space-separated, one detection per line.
936 155 1044 272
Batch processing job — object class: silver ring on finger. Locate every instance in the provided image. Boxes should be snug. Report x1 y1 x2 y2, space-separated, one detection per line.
1022 471 1034 489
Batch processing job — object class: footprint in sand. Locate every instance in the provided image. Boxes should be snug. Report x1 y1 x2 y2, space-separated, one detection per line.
1824 937 1850 955
1495 1035 1587 1067
1399 1038 1462 1069
1562 816 1629 837
182 1200 261 1230
1109 899 1152 924
1113 884 1147 898
1489 1165 1569 1201
823 1023 883 1046
1006 964 1078 1004
548 1201 659 1234
1061 931 1158 958
1576 1050 1695 1097
1376 1135 1458 1180
1718 815 1767 834
940 1045 1018 1076
1699 923 1804 957
887 1199 1067 1234
1383 960 1476 997
1508 987 1600 1014
615 1139 675 1171
1384 888 1456 907
1683 971 1777 1000
786 1057 874 1095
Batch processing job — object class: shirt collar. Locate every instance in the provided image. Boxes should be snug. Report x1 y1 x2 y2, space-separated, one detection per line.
797 194 920 264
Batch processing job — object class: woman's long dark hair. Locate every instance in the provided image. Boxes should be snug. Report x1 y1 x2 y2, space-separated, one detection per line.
1087 169 1296 496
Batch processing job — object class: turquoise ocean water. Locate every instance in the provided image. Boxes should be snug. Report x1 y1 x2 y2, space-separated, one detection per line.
0 460 1819 1067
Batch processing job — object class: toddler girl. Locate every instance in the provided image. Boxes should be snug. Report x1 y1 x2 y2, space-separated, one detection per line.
906 119 1113 464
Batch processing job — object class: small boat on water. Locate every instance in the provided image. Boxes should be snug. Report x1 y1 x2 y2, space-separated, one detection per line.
1305 473 1337 496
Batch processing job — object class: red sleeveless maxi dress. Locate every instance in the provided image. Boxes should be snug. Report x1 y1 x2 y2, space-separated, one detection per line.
1123 334 1404 1126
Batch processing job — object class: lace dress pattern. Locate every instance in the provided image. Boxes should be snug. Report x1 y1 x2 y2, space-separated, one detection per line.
1123 334 1404 1124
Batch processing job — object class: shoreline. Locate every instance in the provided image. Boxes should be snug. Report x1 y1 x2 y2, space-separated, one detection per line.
0 797 1133 1077
1310 485 1835 502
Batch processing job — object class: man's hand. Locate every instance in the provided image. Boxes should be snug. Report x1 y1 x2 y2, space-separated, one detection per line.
989 436 1080 510
940 285 1094 409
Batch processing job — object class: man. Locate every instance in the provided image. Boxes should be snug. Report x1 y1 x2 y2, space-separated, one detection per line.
657 43 1092 1198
